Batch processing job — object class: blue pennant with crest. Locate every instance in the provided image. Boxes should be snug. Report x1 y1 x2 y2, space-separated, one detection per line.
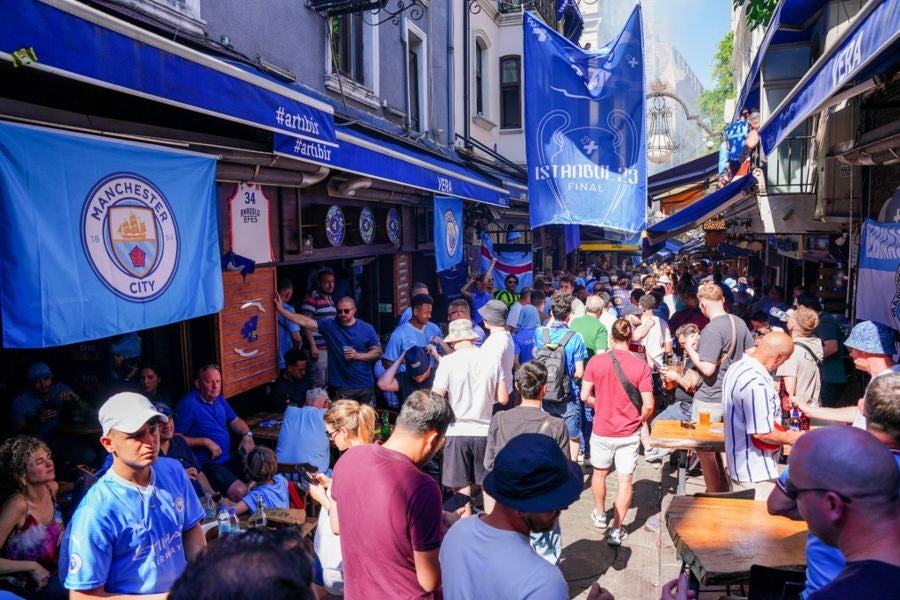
524 6 647 235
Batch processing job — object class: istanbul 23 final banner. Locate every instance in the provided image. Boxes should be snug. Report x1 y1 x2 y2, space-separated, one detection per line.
524 6 647 234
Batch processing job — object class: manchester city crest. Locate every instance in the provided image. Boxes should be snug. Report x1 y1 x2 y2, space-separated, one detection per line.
81 173 179 302
444 209 459 257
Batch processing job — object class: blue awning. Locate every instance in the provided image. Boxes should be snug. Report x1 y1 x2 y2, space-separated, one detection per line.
2 0 335 147
274 128 510 207
648 152 718 197
759 0 900 154
562 3 585 44
732 0 832 121
645 174 758 244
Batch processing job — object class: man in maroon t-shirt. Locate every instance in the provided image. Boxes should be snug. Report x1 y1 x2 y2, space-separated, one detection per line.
331 390 455 599
581 318 653 546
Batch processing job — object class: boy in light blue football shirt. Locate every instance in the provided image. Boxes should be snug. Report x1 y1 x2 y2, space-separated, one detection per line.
62 392 206 598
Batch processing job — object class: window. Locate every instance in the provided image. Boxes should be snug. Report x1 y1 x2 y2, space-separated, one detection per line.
475 39 487 116
500 56 521 129
331 14 365 84
125 0 205 35
407 24 428 133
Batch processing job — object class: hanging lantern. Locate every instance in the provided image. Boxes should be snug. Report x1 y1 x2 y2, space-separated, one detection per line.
647 94 677 164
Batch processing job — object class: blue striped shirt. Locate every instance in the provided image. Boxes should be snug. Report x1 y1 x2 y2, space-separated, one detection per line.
723 355 782 483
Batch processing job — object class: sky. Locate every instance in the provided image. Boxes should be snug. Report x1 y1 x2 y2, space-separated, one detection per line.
652 0 733 90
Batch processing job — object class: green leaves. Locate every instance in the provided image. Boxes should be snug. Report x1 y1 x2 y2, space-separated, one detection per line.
734 0 779 30
699 31 734 132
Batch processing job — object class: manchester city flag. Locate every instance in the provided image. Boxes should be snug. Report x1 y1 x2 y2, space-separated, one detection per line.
524 7 647 234
434 197 463 272
0 121 223 348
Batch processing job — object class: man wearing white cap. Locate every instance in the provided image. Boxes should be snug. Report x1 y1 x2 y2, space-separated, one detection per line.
62 393 206 598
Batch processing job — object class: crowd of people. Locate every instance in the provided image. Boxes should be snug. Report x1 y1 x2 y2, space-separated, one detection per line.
1 258 897 600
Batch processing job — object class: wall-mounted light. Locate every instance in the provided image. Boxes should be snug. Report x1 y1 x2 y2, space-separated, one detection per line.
302 234 314 256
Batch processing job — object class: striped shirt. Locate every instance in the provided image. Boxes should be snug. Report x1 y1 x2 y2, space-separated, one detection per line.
723 354 782 483
300 290 335 349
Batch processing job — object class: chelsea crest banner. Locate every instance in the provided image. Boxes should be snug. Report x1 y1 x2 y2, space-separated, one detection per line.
524 6 647 234
434 197 463 272
0 121 223 348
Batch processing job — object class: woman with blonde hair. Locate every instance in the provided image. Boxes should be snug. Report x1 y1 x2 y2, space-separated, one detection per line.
308 399 376 598
0 436 66 599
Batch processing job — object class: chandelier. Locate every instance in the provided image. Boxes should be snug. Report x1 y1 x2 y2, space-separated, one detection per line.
647 94 677 164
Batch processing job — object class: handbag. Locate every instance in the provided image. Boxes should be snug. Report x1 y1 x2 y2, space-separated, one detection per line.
609 350 644 416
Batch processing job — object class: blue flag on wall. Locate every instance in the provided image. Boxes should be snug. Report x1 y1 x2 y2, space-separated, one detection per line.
433 197 464 273
524 7 647 234
0 122 223 348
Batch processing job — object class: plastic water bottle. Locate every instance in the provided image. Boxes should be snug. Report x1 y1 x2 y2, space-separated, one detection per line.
228 508 240 534
769 306 788 322
217 505 232 537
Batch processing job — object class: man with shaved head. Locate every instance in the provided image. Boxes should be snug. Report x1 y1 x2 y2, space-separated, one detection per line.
783 426 900 599
768 372 900 598
722 331 801 498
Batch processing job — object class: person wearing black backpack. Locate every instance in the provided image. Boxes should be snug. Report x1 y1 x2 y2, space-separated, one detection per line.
776 307 824 406
532 293 588 462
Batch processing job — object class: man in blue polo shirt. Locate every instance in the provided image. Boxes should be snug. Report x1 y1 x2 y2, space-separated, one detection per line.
275 295 382 405
175 365 255 501
534 293 588 461
62 392 205 597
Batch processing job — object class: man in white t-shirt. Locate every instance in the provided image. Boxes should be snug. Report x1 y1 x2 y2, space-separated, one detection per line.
479 300 515 406
632 294 672 370
723 332 802 499
505 288 531 332
439 434 591 600
432 320 502 496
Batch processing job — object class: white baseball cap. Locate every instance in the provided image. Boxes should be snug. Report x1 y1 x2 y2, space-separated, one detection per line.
99 392 168 436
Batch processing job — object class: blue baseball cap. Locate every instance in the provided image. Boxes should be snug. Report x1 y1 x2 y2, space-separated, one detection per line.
404 346 430 377
26 362 53 381
483 434 583 513
844 321 898 355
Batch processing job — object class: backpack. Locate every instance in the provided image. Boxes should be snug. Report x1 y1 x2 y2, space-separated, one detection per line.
533 328 576 402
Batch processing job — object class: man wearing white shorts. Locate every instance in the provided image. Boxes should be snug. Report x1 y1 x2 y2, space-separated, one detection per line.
581 319 654 546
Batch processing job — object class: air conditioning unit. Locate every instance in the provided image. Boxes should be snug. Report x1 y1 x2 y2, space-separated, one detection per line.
307 0 387 17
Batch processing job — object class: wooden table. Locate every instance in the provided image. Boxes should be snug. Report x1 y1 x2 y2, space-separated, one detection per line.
246 411 283 445
666 496 808 586
650 420 726 494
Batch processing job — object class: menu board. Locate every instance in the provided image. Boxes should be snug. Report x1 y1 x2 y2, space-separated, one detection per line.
394 253 411 316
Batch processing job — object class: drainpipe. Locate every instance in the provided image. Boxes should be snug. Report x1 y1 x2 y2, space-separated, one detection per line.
462 1 470 146
447 1 455 146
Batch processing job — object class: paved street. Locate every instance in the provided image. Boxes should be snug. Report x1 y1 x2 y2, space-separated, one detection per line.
558 455 709 600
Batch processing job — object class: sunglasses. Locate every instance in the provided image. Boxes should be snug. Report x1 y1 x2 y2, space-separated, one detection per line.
336 308 354 314
199 363 220 374
779 478 853 503
326 428 340 440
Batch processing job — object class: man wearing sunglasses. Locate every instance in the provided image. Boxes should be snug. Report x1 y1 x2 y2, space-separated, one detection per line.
774 426 900 600
768 373 900 599
276 295 382 406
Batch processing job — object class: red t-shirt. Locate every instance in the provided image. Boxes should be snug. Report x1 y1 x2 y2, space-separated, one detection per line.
584 349 653 437
331 443 442 600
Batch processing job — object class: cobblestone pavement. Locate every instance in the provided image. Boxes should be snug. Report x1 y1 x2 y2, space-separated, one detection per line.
559 454 712 600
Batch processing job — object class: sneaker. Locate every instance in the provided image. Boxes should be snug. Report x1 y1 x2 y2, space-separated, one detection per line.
644 447 672 463
590 509 608 529
576 449 585 464
607 526 628 546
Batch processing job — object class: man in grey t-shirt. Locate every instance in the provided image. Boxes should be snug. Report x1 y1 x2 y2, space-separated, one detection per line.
683 283 754 493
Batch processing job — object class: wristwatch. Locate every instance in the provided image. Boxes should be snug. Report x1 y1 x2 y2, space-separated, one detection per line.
243 431 253 438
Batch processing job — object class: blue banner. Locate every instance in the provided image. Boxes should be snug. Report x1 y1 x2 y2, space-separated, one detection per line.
434 197 464 272
2 0 335 147
0 122 223 348
760 0 900 154
524 7 647 234
857 219 900 333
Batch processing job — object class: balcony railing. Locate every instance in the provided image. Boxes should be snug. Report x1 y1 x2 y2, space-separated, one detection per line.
764 134 815 194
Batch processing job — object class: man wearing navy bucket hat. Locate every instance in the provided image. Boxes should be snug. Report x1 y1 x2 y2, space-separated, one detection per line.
439 434 590 599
